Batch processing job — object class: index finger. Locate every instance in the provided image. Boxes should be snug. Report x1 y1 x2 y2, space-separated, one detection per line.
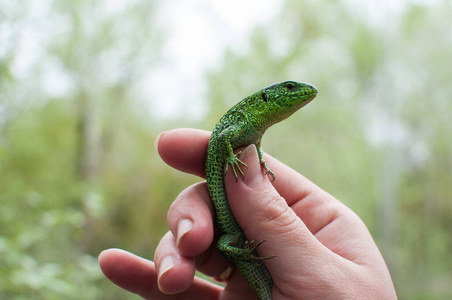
156 128 209 178
155 128 320 206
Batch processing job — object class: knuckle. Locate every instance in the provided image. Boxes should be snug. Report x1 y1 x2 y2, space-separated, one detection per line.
262 191 299 232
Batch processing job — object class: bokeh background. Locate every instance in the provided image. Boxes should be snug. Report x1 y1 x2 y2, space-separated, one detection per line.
1 0 451 298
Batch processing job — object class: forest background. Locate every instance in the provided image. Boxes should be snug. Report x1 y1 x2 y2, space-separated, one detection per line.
1 0 451 299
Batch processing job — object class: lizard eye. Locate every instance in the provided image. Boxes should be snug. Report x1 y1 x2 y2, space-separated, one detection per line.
285 82 295 90
261 91 268 102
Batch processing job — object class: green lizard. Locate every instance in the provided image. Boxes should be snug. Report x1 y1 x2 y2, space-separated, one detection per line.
205 81 318 299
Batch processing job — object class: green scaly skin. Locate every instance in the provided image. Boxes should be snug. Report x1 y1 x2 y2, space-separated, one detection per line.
205 81 318 299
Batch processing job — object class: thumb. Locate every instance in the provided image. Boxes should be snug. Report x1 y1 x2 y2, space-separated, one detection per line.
224 144 329 283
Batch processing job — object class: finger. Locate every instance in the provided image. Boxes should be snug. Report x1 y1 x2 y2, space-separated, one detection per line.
155 128 319 203
98 248 221 299
154 231 198 293
156 128 210 178
228 145 379 263
99 248 158 296
166 182 213 257
224 145 331 279
165 182 234 278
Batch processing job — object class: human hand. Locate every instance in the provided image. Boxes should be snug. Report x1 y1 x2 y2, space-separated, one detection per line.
99 128 397 299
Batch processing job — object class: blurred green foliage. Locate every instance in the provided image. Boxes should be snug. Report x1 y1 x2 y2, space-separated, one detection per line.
1 0 451 299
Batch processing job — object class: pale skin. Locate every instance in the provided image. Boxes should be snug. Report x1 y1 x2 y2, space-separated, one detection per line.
98 128 397 299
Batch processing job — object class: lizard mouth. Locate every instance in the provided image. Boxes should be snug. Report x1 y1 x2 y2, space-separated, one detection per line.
295 85 317 101
301 84 318 101
305 84 318 96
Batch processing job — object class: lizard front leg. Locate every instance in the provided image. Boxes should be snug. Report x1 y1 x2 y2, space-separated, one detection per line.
217 124 248 181
256 143 276 181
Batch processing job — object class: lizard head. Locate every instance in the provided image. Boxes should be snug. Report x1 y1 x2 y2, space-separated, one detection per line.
251 81 317 128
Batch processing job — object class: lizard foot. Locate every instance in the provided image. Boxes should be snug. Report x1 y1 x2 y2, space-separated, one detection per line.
260 160 276 182
225 151 248 181
217 235 275 262
245 240 275 261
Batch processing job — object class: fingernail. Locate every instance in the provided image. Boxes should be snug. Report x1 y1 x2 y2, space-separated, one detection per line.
239 144 256 160
158 255 177 278
176 219 193 248
154 131 166 151
238 145 265 187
